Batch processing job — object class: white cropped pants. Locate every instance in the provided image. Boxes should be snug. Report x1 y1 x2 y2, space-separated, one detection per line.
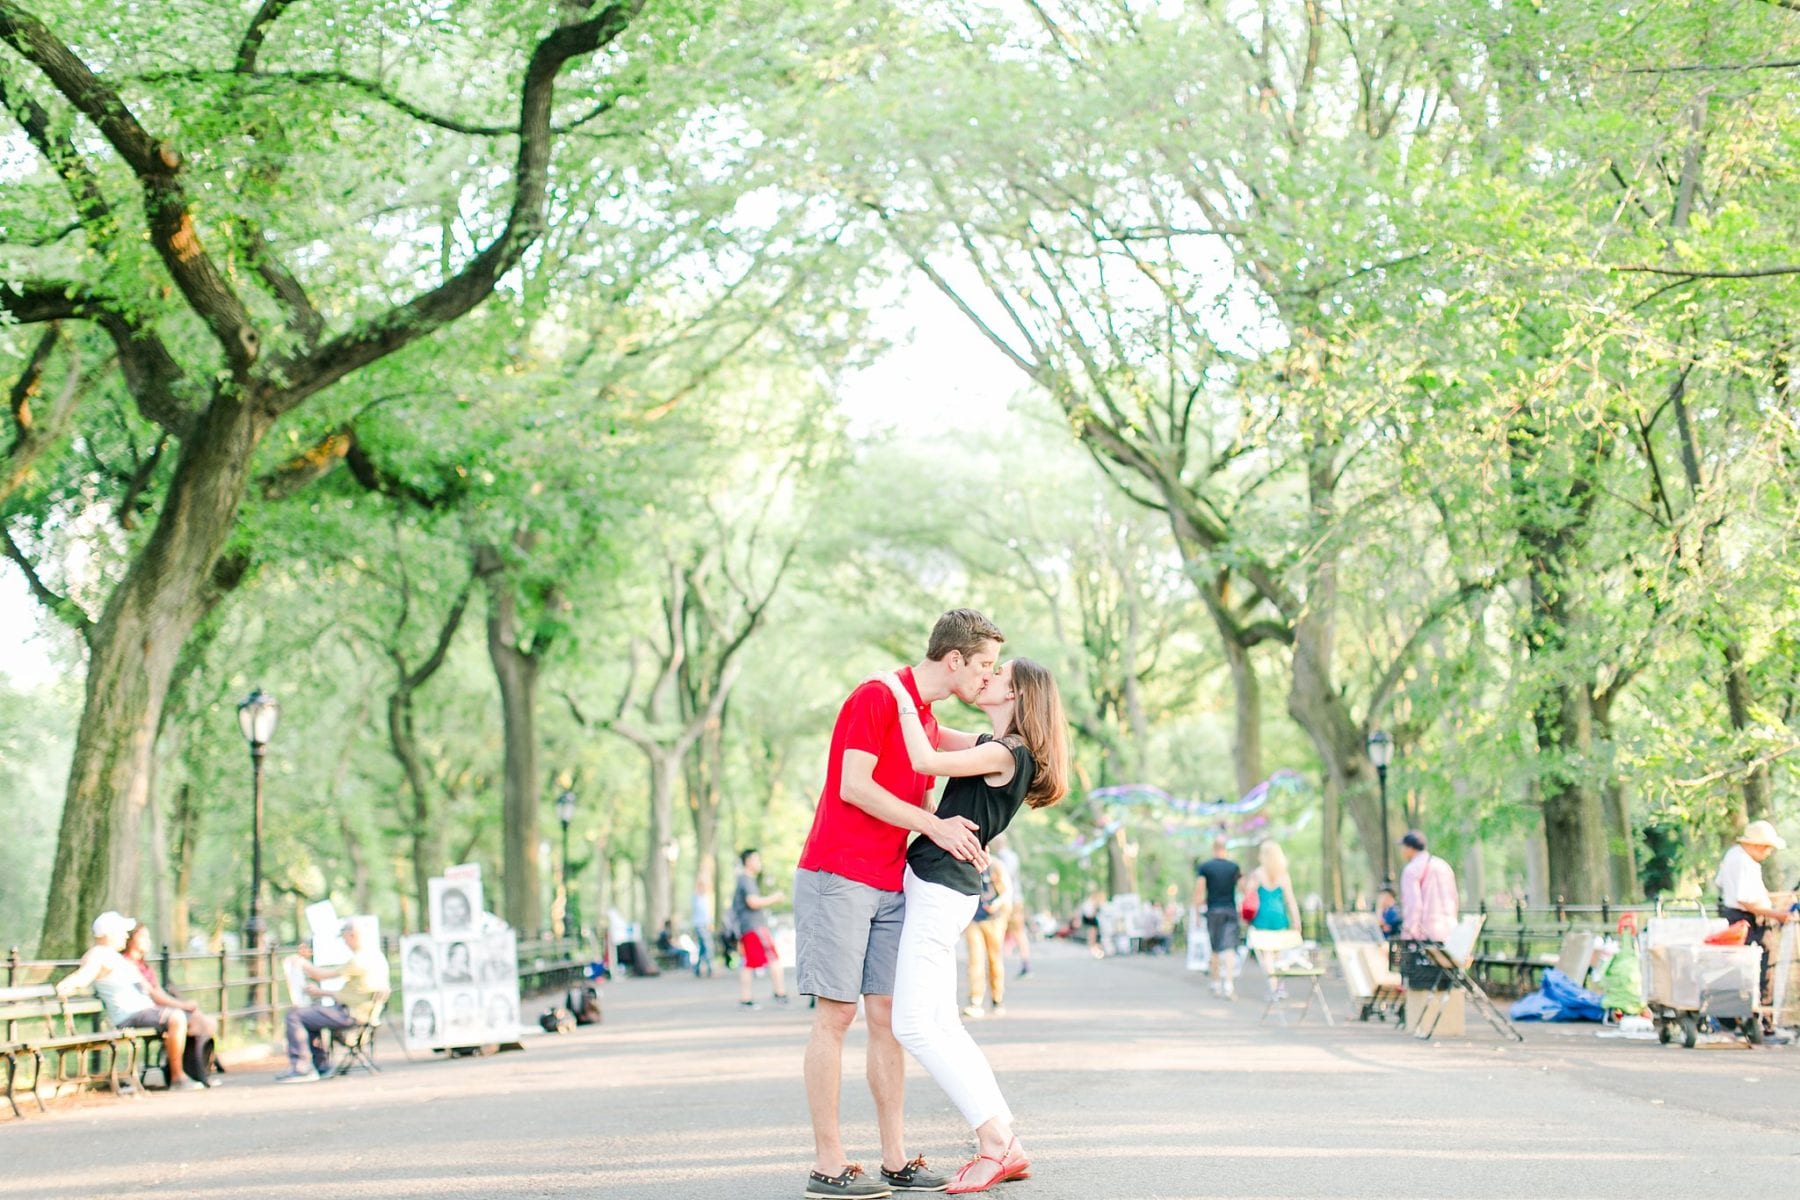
891 866 1013 1130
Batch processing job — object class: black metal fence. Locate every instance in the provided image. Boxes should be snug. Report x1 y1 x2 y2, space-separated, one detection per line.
4 931 595 1042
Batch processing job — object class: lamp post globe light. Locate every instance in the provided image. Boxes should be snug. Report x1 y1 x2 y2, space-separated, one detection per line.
556 790 578 938
1366 729 1393 890
237 689 279 951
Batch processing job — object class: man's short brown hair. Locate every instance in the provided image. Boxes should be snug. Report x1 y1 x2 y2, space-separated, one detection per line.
926 608 1004 662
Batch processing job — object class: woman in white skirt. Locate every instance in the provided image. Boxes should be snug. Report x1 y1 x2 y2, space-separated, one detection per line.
874 659 1069 1195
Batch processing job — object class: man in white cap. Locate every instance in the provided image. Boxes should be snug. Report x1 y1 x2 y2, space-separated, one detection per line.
1715 820 1794 1043
56 911 204 1090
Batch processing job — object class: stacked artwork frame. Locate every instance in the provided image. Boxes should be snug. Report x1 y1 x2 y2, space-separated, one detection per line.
401 865 522 1051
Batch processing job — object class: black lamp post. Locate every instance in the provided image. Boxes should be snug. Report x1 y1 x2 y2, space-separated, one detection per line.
1366 729 1393 890
555 789 578 939
237 689 279 950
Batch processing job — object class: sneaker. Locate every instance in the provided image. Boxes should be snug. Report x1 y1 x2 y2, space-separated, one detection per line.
1016 962 1030 978
881 1156 950 1192
774 993 791 1005
167 1077 205 1092
739 1000 760 1011
805 1164 892 1198
988 1004 1005 1018
274 1069 318 1084
1222 982 1234 999
1208 979 1222 996
961 1004 985 1019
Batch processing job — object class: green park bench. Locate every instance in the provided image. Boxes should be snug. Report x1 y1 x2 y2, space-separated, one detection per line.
0 985 140 1118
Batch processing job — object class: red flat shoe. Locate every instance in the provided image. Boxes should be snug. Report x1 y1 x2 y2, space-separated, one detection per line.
998 1138 1031 1182
945 1153 1008 1195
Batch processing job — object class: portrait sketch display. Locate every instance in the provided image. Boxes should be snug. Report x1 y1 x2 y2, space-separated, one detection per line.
476 930 517 984
440 939 475 984
400 935 437 992
480 989 519 1036
429 877 481 935
406 870 520 1052
444 988 480 1038
404 993 441 1050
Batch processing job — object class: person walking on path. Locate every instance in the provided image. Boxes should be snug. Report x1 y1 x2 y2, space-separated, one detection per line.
1193 836 1242 998
1243 841 1301 1000
877 658 1070 1195
733 849 788 1008
1715 820 1794 1044
1398 830 1458 944
961 858 1011 1019
990 836 1033 979
691 861 716 979
794 609 1001 1199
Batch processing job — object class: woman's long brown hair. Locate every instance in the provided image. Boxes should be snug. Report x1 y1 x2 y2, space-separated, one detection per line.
1004 658 1069 809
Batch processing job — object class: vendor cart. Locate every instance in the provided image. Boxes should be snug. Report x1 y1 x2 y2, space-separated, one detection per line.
1643 919 1763 1048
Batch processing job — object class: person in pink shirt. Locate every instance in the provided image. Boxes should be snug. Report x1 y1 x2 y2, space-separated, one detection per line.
1398 830 1458 943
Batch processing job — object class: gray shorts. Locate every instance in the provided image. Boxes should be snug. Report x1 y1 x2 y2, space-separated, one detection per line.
1206 908 1240 954
793 868 905 1001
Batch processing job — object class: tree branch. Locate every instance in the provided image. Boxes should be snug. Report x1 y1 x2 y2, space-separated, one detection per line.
0 522 92 640
1365 578 1495 721
404 575 476 692
4 324 72 503
275 1 645 409
0 283 189 432
1610 263 1800 279
0 1 263 375
1621 58 1800 74
234 0 299 73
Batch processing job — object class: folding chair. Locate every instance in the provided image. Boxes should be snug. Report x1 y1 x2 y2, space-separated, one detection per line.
328 992 389 1077
1249 929 1333 1026
1411 919 1521 1043
1326 913 1403 1022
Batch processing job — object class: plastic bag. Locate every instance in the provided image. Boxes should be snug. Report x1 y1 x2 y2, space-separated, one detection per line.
1598 934 1646 1015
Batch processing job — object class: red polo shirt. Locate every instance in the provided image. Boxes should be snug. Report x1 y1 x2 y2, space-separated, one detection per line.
797 667 939 892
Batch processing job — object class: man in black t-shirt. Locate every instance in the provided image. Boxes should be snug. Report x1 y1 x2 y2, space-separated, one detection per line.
1192 836 1243 998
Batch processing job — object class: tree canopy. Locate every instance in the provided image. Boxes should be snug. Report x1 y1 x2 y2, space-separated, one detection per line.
5 0 1799 954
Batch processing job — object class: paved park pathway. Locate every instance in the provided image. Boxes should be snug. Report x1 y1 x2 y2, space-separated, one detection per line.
5 941 1797 1199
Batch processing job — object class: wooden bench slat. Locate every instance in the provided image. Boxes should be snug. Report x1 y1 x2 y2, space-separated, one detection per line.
18 1032 124 1052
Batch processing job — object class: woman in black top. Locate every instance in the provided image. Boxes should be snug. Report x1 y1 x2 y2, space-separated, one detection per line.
876 658 1069 1196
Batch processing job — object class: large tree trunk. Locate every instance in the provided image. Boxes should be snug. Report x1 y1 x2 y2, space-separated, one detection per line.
388 695 445 922
1285 608 1383 886
643 751 679 936
688 718 725 926
37 396 265 956
1219 633 1263 797
483 560 543 936
1321 774 1344 909
1510 412 1610 904
1536 683 1608 903
169 782 198 951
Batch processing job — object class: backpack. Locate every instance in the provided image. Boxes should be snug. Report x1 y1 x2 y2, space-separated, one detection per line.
566 985 602 1026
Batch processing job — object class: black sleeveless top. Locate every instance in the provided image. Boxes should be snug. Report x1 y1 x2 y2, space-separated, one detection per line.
906 735 1035 896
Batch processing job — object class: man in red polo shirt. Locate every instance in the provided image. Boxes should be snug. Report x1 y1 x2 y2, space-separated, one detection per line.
795 609 1003 1199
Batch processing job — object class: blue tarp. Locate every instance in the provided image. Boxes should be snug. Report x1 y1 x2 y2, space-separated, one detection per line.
1509 967 1605 1022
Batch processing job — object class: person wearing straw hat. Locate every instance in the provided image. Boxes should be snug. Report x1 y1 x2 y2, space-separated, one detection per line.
1715 820 1794 1044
